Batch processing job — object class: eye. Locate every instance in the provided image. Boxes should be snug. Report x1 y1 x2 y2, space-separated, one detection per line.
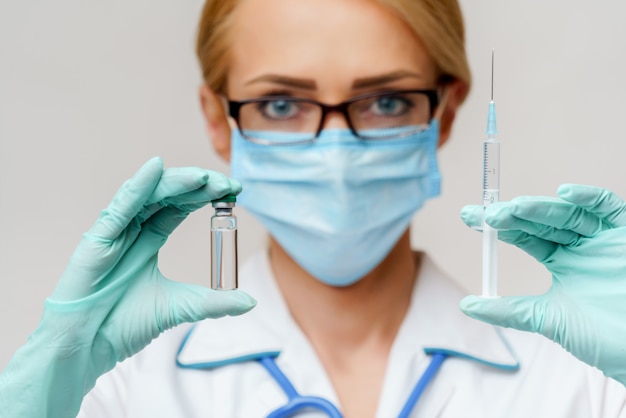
369 95 413 117
257 100 299 120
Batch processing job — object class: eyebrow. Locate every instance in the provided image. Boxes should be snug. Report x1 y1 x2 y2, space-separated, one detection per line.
352 70 423 89
245 74 317 90
244 70 423 90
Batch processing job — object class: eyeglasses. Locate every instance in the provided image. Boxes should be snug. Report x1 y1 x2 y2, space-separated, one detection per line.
226 89 439 145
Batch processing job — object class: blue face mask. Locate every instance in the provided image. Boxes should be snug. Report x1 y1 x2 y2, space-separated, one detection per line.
230 121 441 286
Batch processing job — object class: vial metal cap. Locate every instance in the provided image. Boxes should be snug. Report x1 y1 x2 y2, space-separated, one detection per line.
212 194 237 208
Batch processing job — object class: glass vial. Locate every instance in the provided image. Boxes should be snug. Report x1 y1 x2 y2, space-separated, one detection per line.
211 195 238 290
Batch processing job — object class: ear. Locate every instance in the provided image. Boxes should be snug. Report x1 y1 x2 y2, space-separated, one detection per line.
436 79 467 148
199 85 232 162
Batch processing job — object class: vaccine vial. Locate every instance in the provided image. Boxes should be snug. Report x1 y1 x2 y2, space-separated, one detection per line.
211 195 238 290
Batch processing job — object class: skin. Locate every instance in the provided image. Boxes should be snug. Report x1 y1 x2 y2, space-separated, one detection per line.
200 0 465 416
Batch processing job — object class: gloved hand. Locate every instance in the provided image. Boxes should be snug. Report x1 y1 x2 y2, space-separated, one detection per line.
459 184 626 386
0 157 256 418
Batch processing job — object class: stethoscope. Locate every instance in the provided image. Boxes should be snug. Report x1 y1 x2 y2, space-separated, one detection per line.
258 352 448 418
176 326 449 418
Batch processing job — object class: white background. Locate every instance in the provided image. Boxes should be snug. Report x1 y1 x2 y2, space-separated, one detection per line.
2 0 626 368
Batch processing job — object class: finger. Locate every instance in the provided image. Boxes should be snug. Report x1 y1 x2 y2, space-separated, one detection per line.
135 202 164 226
158 282 257 331
145 167 210 205
460 205 483 229
228 178 243 195
160 175 240 210
491 197 603 237
496 229 558 263
148 171 240 215
88 157 163 240
463 202 575 248
459 294 546 334
134 206 191 250
460 206 558 261
484 202 581 245
197 172 241 201
154 171 241 207
558 184 626 228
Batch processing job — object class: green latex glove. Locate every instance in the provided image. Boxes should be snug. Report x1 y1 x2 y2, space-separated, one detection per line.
459 184 626 386
0 157 256 418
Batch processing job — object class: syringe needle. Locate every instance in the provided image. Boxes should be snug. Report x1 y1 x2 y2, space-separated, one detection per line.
491 49 494 101
486 50 498 139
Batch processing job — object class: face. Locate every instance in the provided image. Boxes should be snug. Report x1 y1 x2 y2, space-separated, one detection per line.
201 0 463 160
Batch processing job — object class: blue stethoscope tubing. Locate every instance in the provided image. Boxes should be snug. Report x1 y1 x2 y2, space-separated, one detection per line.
397 352 447 418
258 351 448 418
259 356 343 418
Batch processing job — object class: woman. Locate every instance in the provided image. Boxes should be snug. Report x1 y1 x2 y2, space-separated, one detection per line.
2 0 626 417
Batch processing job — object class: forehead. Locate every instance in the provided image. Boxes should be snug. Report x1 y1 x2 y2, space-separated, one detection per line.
227 0 437 94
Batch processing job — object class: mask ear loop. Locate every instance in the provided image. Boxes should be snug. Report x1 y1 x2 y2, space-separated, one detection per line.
218 94 239 131
433 84 451 121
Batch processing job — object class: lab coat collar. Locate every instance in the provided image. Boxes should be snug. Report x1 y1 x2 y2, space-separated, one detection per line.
409 254 519 370
176 251 519 372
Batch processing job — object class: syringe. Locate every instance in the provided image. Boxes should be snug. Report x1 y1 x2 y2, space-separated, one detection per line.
482 50 500 297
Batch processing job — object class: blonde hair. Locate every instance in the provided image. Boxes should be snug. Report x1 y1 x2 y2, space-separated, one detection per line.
196 0 471 100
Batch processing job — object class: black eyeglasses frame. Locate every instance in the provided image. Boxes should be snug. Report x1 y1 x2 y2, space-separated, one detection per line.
225 89 440 145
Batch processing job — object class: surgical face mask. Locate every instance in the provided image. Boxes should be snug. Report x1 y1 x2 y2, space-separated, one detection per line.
230 122 441 286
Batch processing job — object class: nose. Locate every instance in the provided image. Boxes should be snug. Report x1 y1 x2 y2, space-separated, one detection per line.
321 110 350 130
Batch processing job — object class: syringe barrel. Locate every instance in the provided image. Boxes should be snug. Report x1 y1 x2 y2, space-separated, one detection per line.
482 137 500 297
482 139 500 206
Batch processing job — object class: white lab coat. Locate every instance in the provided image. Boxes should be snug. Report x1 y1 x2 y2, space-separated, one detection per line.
78 251 626 417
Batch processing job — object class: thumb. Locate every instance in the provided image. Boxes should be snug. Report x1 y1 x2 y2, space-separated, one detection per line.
459 294 545 334
161 282 257 330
